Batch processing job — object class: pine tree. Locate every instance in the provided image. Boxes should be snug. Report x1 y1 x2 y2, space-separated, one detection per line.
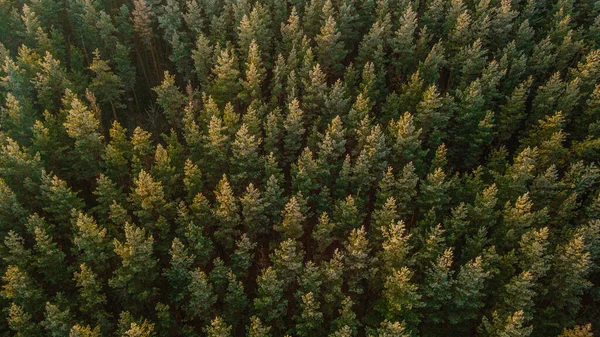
0 93 36 146
232 124 262 187
317 116 346 178
72 211 110 273
239 40 266 105
547 231 593 324
263 174 285 225
186 268 216 323
420 249 455 329
312 212 335 256
165 238 194 305
212 174 241 249
271 238 304 287
122 319 155 337
203 114 229 182
38 171 84 232
295 292 324 337
369 320 410 337
69 324 101 337
2 231 31 270
291 147 319 197
283 99 306 165
559 324 594 337
480 310 533 337
247 316 272 337
0 179 27 237
89 50 124 119
380 220 412 276
449 256 490 331
497 271 536 323
103 121 131 184
30 224 67 287
231 234 256 277
7 302 41 337
418 167 451 217
518 227 551 280
331 296 359 336
211 48 240 105
382 266 422 329
130 169 166 223
32 51 70 112
109 222 158 306
274 195 306 240
415 85 448 149
253 267 287 328
280 7 303 56
73 264 107 328
315 16 346 78
343 226 372 296
192 34 213 88
391 6 418 77
223 271 247 328
205 316 232 337
240 183 267 237
153 71 186 128
237 3 272 66
296 261 322 302
63 93 104 179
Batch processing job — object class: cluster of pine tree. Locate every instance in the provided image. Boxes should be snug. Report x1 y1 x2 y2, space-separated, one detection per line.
0 0 600 335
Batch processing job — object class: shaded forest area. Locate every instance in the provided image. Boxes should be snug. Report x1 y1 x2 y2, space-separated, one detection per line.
0 0 600 335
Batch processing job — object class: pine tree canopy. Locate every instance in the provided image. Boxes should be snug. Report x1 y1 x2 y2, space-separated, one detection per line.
0 0 599 335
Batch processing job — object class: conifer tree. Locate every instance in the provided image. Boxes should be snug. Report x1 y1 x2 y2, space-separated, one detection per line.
89 50 124 119
186 268 216 324
370 320 410 337
239 40 266 106
232 124 262 187
72 211 110 273
547 231 593 324
343 226 372 296
231 234 256 277
203 115 229 182
382 266 422 329
480 310 533 337
165 238 194 305
247 316 272 337
192 34 213 88
73 264 107 328
316 16 346 78
109 222 158 306
38 171 85 229
211 47 240 105
449 256 490 331
205 316 232 337
295 292 324 337
271 238 304 287
69 324 101 337
283 98 306 165
7 302 41 337
63 93 104 179
213 174 241 249
312 212 335 256
380 220 412 276
253 267 287 328
153 71 186 128
274 195 306 241
223 271 247 328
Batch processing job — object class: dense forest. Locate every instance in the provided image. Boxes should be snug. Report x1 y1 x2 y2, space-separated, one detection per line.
0 0 599 335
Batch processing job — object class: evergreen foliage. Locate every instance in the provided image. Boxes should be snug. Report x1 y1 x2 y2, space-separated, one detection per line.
0 0 598 335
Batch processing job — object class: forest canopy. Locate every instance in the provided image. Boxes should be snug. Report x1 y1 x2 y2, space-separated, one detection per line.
0 0 599 336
